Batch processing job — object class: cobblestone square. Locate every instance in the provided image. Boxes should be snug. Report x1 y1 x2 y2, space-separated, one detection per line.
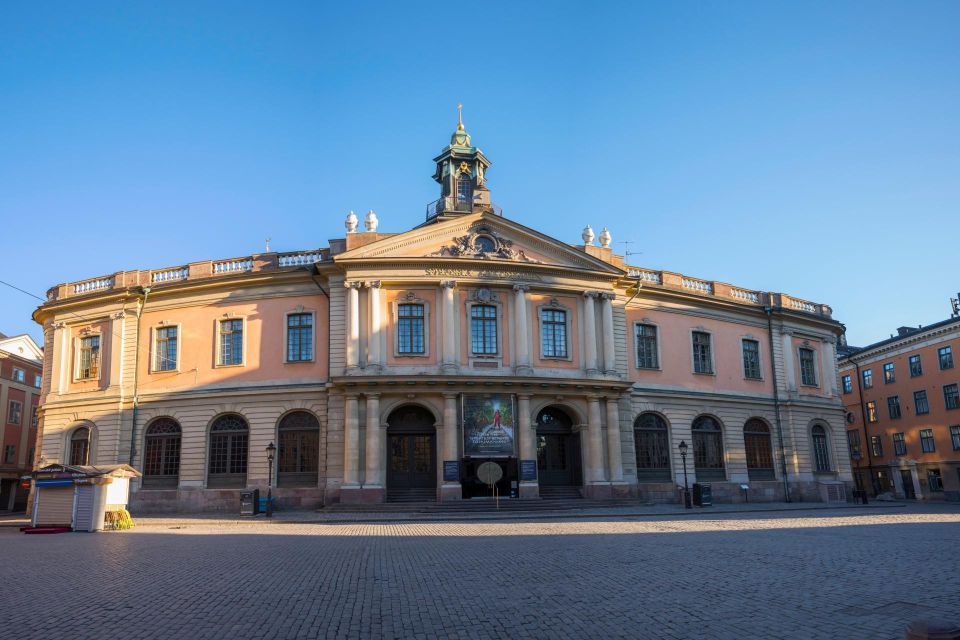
2 506 959 639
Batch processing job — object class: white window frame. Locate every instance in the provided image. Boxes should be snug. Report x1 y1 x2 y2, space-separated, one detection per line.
214 315 247 368
633 321 661 370
34 374 42 388
73 332 103 382
150 323 182 374
465 298 503 365
284 310 317 364
392 295 430 359
12 367 24 383
690 329 715 376
740 337 763 381
797 345 819 387
8 400 22 425
537 302 573 362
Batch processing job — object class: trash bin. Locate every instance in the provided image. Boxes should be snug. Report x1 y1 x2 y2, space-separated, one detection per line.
240 489 260 516
692 483 712 507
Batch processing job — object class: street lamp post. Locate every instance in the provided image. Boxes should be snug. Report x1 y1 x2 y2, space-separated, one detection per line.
678 440 691 509
266 441 276 518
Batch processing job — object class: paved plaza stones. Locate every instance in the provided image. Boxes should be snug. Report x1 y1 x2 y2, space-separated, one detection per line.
2 506 959 639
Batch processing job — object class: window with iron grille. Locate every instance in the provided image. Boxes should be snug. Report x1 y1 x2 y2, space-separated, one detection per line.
893 432 907 456
883 362 895 384
12 368 24 383
397 304 425 354
7 400 21 425
219 319 243 366
744 419 774 480
635 324 658 369
540 309 568 358
887 396 901 419
286 313 313 361
799 347 818 386
633 413 670 481
915 389 930 415
154 326 178 371
208 414 248 487
78 335 100 379
3 445 14 463
470 305 497 355
842 375 853 394
70 427 90 465
939 346 954 370
871 435 883 457
143 418 181 488
866 401 878 423
862 368 873 389
846 429 861 458
944 383 960 410
920 428 936 453
692 415 724 480
811 425 831 472
692 332 713 374
742 339 761 380
277 411 320 487
909 354 923 377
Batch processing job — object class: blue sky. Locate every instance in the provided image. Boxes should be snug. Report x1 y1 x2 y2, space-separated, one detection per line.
1 1 958 347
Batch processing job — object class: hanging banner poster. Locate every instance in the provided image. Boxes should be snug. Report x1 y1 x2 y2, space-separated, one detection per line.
462 394 516 457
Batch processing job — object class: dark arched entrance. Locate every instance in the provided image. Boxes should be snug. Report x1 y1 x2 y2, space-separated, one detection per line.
386 405 437 502
536 407 582 494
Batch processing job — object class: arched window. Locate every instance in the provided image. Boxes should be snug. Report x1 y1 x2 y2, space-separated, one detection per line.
692 415 725 481
634 413 671 482
143 418 181 488
208 414 249 488
811 424 831 472
744 419 774 480
69 427 90 465
277 411 320 487
456 171 472 207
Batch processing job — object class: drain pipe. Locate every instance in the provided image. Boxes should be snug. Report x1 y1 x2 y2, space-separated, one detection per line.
765 306 791 502
128 286 150 466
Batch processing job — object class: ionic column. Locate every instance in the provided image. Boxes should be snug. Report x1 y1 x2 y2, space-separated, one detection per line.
345 282 361 370
586 395 604 483
343 394 360 486
600 292 616 374
605 396 623 483
518 394 537 496
364 393 382 487
583 292 599 374
441 393 462 500
441 281 458 372
513 284 531 374
367 281 382 370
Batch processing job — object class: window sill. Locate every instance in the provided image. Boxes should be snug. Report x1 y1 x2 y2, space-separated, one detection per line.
149 368 180 375
743 376 764 382
394 353 429 359
692 371 716 377
283 359 316 365
635 366 662 372
800 383 820 389
214 363 245 369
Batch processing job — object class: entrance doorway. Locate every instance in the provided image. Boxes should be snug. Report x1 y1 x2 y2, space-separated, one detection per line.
461 458 517 499
386 406 436 502
535 407 582 495
900 470 916 499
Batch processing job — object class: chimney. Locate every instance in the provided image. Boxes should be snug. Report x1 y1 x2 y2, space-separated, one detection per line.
896 326 917 337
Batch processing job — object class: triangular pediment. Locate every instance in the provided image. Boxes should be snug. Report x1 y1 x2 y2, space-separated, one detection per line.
334 212 624 276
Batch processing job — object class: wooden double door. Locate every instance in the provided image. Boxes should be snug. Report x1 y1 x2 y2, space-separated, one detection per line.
387 433 436 490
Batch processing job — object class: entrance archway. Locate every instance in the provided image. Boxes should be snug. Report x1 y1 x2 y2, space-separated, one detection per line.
386 405 437 502
536 407 582 496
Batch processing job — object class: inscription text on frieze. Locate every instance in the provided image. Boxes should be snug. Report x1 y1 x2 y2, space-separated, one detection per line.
423 268 543 282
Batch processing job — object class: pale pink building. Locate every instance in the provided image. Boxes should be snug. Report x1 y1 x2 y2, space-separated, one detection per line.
32 118 850 511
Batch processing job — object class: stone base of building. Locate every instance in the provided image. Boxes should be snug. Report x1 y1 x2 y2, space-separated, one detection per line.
129 486 326 514
439 483 462 502
518 481 539 499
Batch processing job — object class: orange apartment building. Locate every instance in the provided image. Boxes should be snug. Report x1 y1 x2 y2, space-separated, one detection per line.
0 333 43 511
839 316 960 500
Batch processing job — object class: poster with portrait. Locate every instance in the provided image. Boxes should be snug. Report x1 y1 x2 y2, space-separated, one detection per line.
462 394 516 457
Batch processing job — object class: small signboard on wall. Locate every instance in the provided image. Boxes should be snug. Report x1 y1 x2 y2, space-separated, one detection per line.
443 461 460 482
519 459 537 482
462 394 516 457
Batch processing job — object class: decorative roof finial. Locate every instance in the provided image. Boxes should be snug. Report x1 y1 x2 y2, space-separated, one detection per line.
457 103 464 130
450 103 471 146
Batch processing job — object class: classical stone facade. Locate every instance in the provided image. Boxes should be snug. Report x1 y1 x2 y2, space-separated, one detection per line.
32 117 851 512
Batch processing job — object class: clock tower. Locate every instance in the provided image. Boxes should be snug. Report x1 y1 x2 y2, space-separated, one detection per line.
427 105 495 221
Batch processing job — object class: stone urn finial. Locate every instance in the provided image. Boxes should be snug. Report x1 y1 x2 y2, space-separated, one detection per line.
598 227 612 248
582 225 595 246
364 210 379 232
345 210 358 233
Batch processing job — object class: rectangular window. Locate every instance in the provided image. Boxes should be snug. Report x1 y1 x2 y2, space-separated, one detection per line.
3 445 14 464
470 305 497 355
286 313 314 361
920 428 936 453
799 347 818 386
842 375 853 394
12 368 24 383
870 435 883 458
939 346 954 370
635 324 659 369
914 389 930 415
866 401 878 423
927 468 943 492
34 374 41 388
692 331 713 374
397 304 425 355
78 335 100 379
540 309 568 358
883 362 895 384
887 396 901 419
945 384 960 410
219 319 243 366
7 400 22 425
742 339 761 380
862 369 873 389
846 430 861 458
31 406 38 428
950 425 960 451
909 354 922 377
893 432 906 456
154 326 178 371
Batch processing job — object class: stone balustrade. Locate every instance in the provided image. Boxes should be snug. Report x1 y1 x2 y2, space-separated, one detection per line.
150 267 189 283
73 278 113 295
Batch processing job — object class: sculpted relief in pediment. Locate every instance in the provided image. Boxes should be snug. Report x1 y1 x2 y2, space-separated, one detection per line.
427 225 540 263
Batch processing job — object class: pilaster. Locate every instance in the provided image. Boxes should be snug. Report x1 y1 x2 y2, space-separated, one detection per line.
583 292 599 375
513 284 532 375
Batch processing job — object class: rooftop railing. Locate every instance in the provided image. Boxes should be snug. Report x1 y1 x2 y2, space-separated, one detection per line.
425 197 502 221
